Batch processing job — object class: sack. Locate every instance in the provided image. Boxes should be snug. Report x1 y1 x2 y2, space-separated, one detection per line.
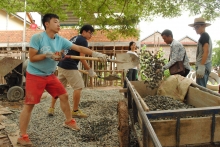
169 61 185 76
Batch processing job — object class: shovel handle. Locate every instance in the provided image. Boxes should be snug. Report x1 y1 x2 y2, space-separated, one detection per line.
78 70 88 74
64 55 125 63
65 55 100 61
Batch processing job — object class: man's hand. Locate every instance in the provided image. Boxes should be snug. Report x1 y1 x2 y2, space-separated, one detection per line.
196 64 205 79
88 69 97 77
92 51 108 62
46 52 62 61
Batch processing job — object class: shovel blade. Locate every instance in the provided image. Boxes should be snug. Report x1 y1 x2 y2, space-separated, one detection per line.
116 53 139 70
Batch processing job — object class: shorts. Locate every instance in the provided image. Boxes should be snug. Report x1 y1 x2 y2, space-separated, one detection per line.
25 72 67 104
58 67 85 90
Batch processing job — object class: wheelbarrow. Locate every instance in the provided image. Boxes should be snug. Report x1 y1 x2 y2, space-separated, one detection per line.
0 57 25 101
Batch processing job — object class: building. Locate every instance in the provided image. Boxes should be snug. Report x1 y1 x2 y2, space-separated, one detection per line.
141 31 197 64
0 10 139 87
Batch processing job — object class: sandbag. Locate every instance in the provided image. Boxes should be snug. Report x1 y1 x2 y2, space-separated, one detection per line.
157 75 194 101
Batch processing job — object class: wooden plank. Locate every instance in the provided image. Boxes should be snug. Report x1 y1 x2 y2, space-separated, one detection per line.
186 86 220 107
1 123 20 147
117 100 129 147
214 116 220 142
0 114 7 123
7 130 20 147
149 119 177 147
179 117 212 145
147 116 220 147
133 88 149 111
146 106 220 119
0 124 5 130
0 107 12 115
119 88 127 93
130 81 157 98
0 135 7 139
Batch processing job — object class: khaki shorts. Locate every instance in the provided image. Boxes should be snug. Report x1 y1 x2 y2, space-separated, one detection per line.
57 67 85 90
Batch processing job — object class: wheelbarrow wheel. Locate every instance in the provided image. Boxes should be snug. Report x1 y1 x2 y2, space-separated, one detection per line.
7 86 24 102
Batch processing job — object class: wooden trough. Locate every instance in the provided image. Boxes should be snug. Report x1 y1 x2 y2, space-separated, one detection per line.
120 79 220 147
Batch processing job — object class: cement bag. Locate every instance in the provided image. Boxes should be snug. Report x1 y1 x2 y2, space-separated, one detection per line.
157 75 193 101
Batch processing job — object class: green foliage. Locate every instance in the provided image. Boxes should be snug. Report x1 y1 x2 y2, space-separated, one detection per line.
163 59 170 79
0 0 220 39
212 40 220 67
140 45 147 81
156 47 170 78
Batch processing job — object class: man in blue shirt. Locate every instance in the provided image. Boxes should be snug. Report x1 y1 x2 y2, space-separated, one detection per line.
48 25 96 118
17 13 107 146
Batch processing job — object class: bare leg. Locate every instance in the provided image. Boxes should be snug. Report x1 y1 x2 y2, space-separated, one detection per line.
59 93 72 122
50 97 58 108
19 104 35 135
73 88 82 111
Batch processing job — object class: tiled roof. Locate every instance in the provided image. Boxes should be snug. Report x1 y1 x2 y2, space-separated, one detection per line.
141 31 197 46
0 29 138 43
141 41 167 45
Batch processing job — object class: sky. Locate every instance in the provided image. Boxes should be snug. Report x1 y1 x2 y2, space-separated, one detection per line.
139 12 220 47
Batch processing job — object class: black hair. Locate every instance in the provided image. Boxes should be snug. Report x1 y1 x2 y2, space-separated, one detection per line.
80 24 95 34
42 13 59 30
128 41 135 51
161 29 173 38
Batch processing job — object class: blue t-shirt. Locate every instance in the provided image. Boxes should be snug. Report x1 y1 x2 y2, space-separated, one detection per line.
57 35 88 69
27 32 73 76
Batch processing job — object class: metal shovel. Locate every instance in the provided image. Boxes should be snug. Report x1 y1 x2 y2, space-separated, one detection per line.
116 53 139 70
64 53 139 70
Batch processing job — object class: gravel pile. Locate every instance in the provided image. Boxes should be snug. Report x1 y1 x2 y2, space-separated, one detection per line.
2 88 125 147
143 95 195 111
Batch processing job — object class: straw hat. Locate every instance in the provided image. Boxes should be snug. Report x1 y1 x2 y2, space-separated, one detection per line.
188 17 211 27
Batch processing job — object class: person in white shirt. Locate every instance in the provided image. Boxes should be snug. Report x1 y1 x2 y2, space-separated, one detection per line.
123 41 139 92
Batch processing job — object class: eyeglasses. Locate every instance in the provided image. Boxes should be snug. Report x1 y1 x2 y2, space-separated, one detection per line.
193 25 200 30
87 31 93 35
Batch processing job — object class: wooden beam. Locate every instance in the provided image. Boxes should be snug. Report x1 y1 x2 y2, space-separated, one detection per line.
119 88 127 93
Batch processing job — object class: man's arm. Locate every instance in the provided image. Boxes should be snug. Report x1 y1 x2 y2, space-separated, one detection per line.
163 44 182 70
70 44 93 55
29 48 47 62
69 44 107 62
201 43 209 65
80 53 90 70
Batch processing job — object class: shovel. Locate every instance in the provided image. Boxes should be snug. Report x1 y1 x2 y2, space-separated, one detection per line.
78 70 120 81
78 70 101 78
64 53 139 70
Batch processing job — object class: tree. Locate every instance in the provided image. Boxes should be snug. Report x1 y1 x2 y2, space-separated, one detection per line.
212 40 220 67
0 0 220 39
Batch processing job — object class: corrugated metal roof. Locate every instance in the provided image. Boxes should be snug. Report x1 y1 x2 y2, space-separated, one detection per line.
60 12 80 26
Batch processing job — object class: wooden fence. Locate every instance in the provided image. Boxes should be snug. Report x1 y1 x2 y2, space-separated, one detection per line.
0 50 125 88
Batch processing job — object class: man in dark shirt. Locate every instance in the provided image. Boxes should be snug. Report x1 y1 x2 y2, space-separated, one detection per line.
188 17 212 87
48 25 96 118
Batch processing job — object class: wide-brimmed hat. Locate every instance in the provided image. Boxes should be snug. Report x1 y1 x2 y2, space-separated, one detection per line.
188 17 211 27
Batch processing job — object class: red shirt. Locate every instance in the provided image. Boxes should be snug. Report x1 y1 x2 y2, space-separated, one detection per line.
30 24 38 30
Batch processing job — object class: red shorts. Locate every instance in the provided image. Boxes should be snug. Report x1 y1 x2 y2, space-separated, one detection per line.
25 72 67 104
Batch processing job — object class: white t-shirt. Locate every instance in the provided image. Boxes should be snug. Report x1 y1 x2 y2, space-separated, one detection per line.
127 51 138 69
